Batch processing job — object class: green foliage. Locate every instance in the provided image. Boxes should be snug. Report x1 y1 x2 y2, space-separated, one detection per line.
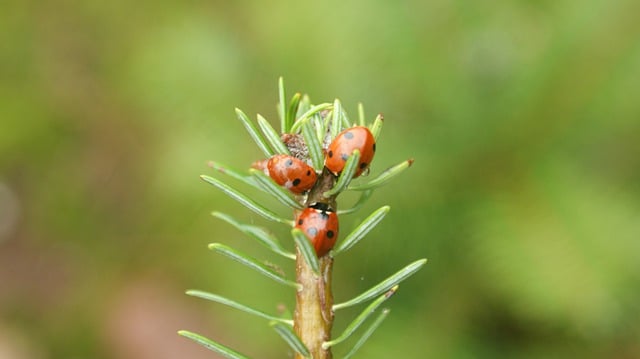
348 159 414 191
343 309 390 359
186 290 293 325
291 228 320 275
178 331 250 359
270 321 311 358
333 260 427 311
200 175 293 225
190 82 423 357
3 1 640 357
208 243 300 289
333 206 390 255
324 286 398 349
324 150 361 197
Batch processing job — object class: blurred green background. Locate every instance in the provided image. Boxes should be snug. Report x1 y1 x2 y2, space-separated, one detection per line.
2 0 640 358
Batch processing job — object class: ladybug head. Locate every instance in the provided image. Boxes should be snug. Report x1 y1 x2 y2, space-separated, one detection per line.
308 202 334 212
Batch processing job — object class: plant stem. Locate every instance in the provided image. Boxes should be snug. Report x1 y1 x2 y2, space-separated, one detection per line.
294 250 334 359
294 168 338 358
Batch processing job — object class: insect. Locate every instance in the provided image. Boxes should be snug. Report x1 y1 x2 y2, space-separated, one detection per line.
266 154 317 194
325 126 376 178
295 203 339 257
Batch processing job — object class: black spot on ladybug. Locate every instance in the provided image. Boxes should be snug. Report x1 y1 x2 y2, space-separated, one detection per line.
326 230 334 238
360 162 368 169
292 178 301 186
307 227 318 236
306 170 311 176
285 159 293 167
344 131 354 139
328 150 333 158
373 143 376 152
341 153 349 161
298 219 303 225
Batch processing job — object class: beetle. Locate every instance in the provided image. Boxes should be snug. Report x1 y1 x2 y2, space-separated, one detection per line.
295 203 339 257
325 126 376 178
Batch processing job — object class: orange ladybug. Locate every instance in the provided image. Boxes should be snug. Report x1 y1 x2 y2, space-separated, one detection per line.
266 154 317 194
325 126 376 178
295 203 339 257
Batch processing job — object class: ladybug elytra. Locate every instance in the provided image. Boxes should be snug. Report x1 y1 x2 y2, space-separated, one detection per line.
266 154 317 194
295 203 339 257
325 126 376 178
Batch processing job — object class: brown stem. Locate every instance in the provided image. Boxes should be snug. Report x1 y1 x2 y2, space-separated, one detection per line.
293 167 337 358
294 253 334 359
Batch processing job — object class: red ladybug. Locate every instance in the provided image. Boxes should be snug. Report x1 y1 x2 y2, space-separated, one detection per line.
295 203 339 257
325 126 376 178
267 154 317 194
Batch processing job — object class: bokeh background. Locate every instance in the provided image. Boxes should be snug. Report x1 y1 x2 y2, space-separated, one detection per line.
2 0 640 358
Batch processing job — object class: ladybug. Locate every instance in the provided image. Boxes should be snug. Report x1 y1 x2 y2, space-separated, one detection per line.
266 154 317 194
295 203 339 257
325 126 376 178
